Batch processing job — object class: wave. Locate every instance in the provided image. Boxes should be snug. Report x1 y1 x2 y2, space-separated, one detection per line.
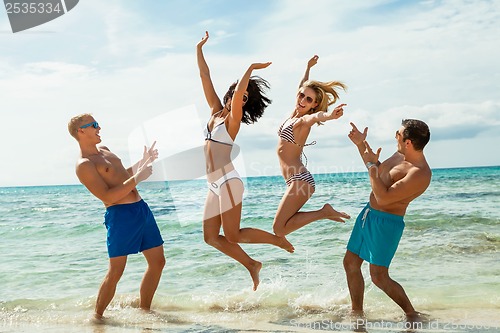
451 191 500 199
2 288 500 333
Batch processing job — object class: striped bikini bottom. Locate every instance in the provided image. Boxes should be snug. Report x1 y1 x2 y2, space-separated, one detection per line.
285 170 315 188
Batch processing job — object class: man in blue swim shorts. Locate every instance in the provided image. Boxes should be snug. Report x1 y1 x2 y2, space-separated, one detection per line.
347 203 405 268
69 114 165 320
344 119 431 322
105 200 164 258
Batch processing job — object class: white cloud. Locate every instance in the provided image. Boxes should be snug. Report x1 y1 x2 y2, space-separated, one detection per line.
0 0 499 186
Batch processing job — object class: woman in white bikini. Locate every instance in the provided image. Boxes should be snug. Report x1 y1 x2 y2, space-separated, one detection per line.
197 31 293 291
273 55 351 238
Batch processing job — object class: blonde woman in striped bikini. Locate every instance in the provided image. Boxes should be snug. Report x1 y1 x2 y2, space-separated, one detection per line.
273 55 350 237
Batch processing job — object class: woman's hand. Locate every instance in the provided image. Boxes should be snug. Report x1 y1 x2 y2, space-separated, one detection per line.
300 55 318 88
251 62 272 70
197 31 209 49
326 103 346 120
307 55 319 69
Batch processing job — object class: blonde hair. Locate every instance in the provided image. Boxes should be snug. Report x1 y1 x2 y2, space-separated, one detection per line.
301 80 347 116
68 113 93 140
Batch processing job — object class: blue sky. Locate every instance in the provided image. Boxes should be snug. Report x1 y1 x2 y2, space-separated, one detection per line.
0 0 499 186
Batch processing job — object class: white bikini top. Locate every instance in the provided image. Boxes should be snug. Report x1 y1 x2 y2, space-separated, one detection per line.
204 110 234 146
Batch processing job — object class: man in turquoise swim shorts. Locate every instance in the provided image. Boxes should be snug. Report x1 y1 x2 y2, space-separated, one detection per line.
68 114 165 320
344 119 431 322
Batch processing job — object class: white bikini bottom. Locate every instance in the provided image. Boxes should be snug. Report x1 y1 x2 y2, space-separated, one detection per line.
207 169 242 196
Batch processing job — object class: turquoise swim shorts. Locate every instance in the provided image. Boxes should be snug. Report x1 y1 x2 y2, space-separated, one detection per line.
346 203 405 267
104 199 164 258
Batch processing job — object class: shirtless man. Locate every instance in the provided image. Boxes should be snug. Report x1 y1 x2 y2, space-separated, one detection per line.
343 119 431 321
68 114 165 319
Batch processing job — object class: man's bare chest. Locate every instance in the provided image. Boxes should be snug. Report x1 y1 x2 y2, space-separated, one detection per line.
380 157 410 186
91 154 125 178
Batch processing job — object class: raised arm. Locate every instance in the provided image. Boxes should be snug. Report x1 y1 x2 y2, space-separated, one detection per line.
227 62 271 137
348 122 374 164
196 31 223 113
299 55 318 88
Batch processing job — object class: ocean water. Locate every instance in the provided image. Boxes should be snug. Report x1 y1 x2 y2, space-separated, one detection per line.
0 166 499 332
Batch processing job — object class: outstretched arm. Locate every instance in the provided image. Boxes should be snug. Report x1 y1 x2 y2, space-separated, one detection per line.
196 31 223 113
299 55 318 88
301 103 346 126
227 62 272 138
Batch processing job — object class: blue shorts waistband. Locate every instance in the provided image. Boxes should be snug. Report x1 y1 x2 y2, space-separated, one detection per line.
364 203 404 223
106 199 145 212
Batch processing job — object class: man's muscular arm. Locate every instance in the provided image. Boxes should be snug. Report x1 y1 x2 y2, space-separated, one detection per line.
77 157 152 205
363 141 428 206
368 165 429 206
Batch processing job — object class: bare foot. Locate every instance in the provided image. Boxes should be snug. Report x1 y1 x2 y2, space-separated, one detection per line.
131 298 140 308
349 309 365 318
277 236 295 253
91 313 106 324
248 261 262 291
322 203 350 223
406 311 429 323
348 310 367 332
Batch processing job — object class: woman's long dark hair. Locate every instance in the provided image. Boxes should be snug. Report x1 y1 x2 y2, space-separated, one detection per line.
223 76 271 124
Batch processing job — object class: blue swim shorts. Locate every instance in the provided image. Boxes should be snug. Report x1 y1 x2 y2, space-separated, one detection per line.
104 199 164 258
346 203 405 267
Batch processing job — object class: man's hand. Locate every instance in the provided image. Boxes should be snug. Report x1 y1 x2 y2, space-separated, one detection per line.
141 141 158 165
134 156 153 184
363 140 381 165
134 141 158 183
348 122 368 146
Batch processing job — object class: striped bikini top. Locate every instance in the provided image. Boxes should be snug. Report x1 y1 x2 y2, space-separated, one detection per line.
278 118 316 148
277 117 316 166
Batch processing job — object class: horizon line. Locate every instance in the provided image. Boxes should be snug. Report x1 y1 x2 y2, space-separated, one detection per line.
1 164 498 189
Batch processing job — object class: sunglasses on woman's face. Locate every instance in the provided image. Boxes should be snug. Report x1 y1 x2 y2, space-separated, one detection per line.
80 121 99 129
298 92 314 104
